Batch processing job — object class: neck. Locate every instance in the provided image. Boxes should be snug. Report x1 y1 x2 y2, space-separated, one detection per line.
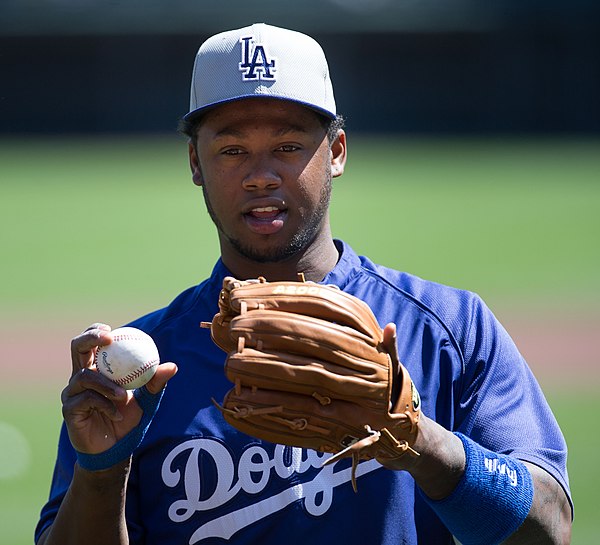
221 236 340 283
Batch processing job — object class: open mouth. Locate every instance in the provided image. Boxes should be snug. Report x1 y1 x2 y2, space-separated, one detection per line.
244 206 287 234
249 206 281 219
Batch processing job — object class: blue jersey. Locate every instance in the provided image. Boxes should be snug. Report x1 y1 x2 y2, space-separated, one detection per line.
36 240 571 544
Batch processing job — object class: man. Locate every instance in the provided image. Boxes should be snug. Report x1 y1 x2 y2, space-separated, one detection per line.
36 23 572 544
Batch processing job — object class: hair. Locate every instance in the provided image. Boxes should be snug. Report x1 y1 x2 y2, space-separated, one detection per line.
323 114 346 145
178 110 345 147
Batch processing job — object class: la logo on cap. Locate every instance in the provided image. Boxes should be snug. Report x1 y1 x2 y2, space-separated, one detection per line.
184 24 336 121
238 36 277 81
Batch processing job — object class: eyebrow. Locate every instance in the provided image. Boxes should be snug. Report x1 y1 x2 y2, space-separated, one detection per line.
213 124 309 139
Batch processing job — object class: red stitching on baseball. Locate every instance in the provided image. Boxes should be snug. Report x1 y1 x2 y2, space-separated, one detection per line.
112 334 146 342
113 358 159 385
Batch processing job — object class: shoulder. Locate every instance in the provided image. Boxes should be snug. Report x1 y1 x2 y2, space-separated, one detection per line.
365 257 481 320
330 240 486 331
350 253 491 355
329 242 508 372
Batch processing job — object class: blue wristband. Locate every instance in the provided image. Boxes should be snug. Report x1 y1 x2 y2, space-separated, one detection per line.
76 385 165 471
421 433 534 545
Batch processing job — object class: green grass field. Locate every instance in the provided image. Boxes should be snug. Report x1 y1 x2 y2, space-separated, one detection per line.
2 136 599 311
1 136 598 543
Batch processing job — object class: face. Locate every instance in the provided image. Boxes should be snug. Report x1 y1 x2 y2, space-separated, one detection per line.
189 98 346 269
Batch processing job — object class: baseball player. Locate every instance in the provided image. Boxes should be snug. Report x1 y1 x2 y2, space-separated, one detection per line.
36 23 572 545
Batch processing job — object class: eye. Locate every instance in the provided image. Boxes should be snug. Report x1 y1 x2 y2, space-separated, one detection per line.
276 144 300 152
222 147 245 156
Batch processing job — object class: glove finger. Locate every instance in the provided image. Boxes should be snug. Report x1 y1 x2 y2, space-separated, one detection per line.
226 310 387 359
226 349 390 409
228 282 382 338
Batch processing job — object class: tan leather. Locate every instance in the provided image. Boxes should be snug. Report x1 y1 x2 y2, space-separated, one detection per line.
204 276 421 491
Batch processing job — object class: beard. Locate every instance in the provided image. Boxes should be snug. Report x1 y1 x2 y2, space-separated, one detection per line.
202 169 332 264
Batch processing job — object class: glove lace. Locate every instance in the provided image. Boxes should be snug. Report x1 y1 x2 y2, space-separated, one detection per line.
212 399 331 435
323 425 419 492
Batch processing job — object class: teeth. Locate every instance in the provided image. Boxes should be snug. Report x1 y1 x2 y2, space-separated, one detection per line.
252 206 279 213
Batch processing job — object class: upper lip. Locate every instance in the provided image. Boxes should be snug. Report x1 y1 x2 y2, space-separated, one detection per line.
242 198 287 215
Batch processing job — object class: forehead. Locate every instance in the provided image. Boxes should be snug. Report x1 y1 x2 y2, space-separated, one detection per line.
198 97 326 135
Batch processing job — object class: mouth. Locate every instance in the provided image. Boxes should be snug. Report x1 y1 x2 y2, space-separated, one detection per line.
244 205 287 235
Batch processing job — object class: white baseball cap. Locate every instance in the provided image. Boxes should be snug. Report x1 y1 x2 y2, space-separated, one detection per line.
184 23 336 121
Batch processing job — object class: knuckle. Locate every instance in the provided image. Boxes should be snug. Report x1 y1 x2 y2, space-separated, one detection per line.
60 384 71 405
73 367 93 381
85 323 110 333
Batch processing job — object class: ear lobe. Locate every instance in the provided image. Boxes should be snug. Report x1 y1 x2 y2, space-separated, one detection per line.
192 170 203 187
188 142 204 186
330 130 347 179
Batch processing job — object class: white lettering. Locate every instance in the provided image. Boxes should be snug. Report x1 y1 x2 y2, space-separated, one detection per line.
483 456 519 487
162 439 239 522
238 445 271 494
161 438 381 542
272 285 322 296
507 467 518 487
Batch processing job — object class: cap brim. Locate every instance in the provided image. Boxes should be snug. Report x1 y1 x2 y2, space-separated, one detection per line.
183 94 336 123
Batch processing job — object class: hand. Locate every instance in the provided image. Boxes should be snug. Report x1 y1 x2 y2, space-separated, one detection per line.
61 323 177 456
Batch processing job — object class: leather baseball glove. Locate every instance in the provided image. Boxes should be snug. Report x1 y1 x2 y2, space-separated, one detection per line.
202 275 421 491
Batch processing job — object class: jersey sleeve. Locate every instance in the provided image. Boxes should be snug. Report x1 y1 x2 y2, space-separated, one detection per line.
34 423 76 543
454 294 571 507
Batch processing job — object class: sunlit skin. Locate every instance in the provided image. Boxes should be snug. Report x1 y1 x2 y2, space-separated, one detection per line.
188 98 347 282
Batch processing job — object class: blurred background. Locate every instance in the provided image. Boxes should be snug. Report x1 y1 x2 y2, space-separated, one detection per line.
2 0 600 135
1 1 599 544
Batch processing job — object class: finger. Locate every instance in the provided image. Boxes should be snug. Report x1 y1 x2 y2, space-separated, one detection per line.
63 367 127 403
382 323 403 402
62 387 125 423
382 322 399 360
70 324 113 376
84 323 112 333
144 362 178 395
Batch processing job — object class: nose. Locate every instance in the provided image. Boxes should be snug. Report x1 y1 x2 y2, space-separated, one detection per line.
241 154 282 191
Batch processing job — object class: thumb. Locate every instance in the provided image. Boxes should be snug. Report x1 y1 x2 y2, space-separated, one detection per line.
145 362 178 394
382 323 402 404
382 323 399 361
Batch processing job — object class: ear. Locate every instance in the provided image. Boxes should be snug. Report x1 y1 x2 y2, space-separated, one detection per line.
188 142 204 186
330 130 347 179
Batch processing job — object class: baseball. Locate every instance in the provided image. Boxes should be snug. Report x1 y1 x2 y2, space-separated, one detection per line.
95 327 160 389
